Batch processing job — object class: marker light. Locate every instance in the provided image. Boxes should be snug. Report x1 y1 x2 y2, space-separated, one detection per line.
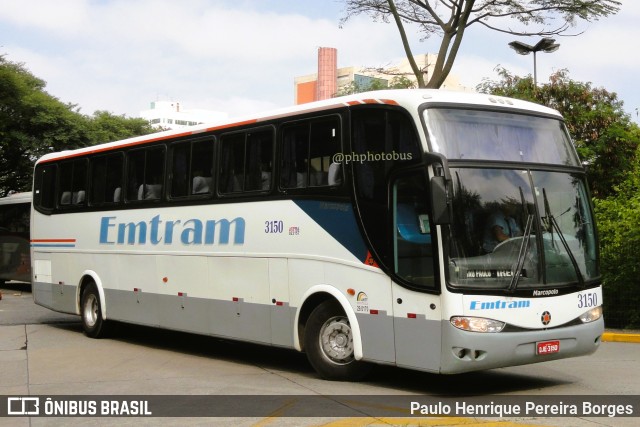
579 306 603 323
450 316 506 333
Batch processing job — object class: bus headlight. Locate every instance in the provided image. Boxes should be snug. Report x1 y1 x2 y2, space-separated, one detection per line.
450 316 505 333
579 306 602 323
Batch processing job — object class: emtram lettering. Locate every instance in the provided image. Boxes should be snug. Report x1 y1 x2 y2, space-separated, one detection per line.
469 300 531 310
99 215 245 246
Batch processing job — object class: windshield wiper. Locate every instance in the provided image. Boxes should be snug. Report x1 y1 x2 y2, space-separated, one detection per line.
507 213 534 293
542 188 586 288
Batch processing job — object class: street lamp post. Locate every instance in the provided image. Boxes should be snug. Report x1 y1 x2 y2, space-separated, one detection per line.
508 38 560 86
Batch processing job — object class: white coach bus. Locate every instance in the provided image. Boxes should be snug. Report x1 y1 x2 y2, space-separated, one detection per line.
31 90 603 380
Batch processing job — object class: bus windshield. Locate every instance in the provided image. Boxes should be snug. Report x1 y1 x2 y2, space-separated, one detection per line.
424 108 580 166
447 168 598 290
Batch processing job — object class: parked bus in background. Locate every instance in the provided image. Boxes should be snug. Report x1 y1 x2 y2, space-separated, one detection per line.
30 90 603 380
0 191 31 285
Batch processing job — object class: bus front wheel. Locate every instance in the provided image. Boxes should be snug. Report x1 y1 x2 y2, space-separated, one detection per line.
304 300 371 381
81 282 109 338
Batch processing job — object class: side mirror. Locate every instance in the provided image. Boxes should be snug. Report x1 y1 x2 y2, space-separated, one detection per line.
430 176 452 225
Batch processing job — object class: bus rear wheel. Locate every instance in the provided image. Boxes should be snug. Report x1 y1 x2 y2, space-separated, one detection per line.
304 300 371 381
81 282 109 338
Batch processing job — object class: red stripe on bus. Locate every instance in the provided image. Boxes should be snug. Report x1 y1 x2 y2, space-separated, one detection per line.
37 119 259 164
31 239 76 243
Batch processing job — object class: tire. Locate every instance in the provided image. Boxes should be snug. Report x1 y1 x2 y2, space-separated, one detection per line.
304 300 371 381
80 282 109 338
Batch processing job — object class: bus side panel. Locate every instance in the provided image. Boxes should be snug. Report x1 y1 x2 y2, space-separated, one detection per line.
32 281 55 312
335 268 396 365
32 259 54 309
206 256 272 344
104 254 160 326
354 311 396 364
290 258 398 365
269 258 294 347
32 255 77 315
155 254 210 334
391 284 442 373
99 254 274 345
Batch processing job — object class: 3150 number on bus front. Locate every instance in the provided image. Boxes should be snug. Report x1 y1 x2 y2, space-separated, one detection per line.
578 292 598 309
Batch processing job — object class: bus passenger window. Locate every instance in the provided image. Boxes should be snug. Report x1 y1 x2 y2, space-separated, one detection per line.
190 139 214 194
280 116 341 189
219 129 273 194
245 131 273 191
126 147 165 202
309 119 340 187
170 143 189 197
170 139 214 198
281 124 309 189
219 133 246 193
90 153 123 205
34 164 56 211
58 159 87 207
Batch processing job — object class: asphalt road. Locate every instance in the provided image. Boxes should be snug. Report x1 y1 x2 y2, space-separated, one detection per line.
1 282 639 427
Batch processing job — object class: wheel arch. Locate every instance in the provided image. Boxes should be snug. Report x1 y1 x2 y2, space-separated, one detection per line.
77 271 107 320
294 285 363 360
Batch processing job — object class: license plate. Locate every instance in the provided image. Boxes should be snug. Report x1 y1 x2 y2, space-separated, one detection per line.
537 340 560 355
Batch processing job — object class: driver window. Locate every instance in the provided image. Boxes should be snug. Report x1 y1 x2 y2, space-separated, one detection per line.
393 172 436 289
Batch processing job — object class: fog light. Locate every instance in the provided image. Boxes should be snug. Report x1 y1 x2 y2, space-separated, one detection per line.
450 316 505 333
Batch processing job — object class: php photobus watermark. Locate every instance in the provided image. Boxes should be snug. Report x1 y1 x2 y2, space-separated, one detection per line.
332 151 414 164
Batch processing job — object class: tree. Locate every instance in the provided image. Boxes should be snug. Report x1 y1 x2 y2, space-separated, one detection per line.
594 147 640 329
0 56 88 195
341 0 620 88
335 74 415 96
478 67 640 198
0 55 157 196
87 111 157 145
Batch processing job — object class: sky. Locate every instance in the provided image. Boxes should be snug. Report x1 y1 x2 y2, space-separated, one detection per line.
1 0 638 123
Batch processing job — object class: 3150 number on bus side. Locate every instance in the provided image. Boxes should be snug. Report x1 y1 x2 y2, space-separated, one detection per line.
265 220 284 234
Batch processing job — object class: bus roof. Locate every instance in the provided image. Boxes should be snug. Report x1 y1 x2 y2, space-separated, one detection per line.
0 192 32 205
35 89 562 164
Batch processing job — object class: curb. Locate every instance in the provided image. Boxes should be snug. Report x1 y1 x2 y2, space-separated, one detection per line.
602 332 640 343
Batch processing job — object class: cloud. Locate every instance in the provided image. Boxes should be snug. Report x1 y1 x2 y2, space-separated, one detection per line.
2 0 637 121
0 1 324 115
0 0 89 35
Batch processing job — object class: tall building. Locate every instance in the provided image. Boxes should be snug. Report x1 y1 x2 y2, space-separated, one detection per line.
294 48 472 105
139 100 228 130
